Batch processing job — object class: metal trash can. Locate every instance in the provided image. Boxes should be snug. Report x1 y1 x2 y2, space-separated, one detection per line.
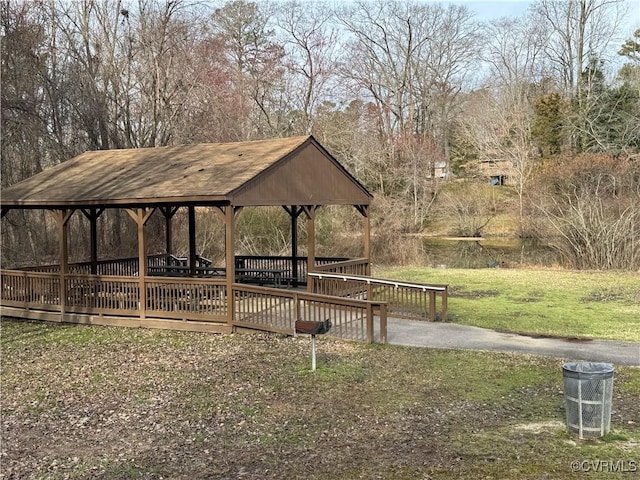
562 362 614 439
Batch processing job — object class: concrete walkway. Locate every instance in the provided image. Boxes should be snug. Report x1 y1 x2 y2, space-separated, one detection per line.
386 318 640 366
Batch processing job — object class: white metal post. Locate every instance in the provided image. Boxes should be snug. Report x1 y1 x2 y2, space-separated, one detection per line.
311 334 317 371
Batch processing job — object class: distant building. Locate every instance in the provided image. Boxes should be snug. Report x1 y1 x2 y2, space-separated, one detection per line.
477 159 516 185
434 160 448 179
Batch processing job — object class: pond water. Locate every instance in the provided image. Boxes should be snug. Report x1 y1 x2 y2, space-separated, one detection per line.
417 237 560 269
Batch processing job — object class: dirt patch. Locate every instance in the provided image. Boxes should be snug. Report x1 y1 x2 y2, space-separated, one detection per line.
449 287 500 299
493 329 594 343
513 420 565 433
581 287 640 304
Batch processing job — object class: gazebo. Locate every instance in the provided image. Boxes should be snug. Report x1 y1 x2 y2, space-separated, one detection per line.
1 135 448 341
0 136 385 336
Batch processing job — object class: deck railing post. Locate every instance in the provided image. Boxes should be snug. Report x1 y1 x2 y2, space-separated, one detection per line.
366 303 374 343
379 303 388 344
295 291 301 323
441 289 448 322
429 291 436 321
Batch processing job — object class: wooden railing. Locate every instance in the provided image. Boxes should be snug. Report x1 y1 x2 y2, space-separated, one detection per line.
1 270 140 315
20 254 188 276
1 264 393 343
2 268 388 339
66 275 140 314
146 277 227 320
232 284 387 343
235 255 350 285
21 264 61 273
1 270 61 310
309 272 448 322
21 255 357 285
1 269 227 324
313 258 370 276
22 257 142 276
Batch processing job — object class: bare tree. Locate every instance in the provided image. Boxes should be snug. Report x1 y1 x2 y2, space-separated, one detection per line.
411 3 480 171
52 0 208 149
1 1 67 266
532 0 627 96
482 15 549 86
275 1 340 134
337 1 480 167
211 0 286 139
531 0 628 151
531 154 640 269
456 15 549 237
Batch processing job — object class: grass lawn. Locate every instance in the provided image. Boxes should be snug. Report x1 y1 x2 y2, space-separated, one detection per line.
374 267 640 342
1 319 639 479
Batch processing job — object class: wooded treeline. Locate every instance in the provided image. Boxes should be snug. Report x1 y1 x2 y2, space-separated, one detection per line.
2 0 639 269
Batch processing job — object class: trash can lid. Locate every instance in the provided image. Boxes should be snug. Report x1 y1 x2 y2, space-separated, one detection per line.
563 362 614 379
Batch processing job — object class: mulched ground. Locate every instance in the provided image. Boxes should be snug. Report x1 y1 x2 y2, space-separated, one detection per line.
1 319 638 479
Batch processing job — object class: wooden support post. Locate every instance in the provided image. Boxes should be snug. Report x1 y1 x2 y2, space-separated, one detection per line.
188 206 197 276
303 206 318 292
138 212 147 320
166 213 173 256
225 205 236 326
160 207 179 256
284 205 303 288
51 209 74 319
126 208 155 321
291 206 298 288
90 209 98 273
356 205 371 276
81 208 104 275
363 208 371 276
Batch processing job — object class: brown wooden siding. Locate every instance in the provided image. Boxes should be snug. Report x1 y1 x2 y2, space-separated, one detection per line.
222 143 370 206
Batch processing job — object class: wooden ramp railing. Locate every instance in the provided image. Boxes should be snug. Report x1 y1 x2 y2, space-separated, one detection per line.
233 284 387 343
308 272 448 322
314 258 370 276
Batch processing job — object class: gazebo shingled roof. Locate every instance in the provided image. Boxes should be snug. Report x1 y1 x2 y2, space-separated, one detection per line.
0 135 372 209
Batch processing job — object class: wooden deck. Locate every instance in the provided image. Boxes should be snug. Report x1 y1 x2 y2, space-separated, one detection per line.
1 256 448 344
1 261 388 343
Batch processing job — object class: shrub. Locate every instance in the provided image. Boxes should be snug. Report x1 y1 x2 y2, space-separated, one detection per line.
529 154 640 270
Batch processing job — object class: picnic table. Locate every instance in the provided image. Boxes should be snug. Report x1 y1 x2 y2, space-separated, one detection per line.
147 264 285 287
148 265 226 277
235 268 285 287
